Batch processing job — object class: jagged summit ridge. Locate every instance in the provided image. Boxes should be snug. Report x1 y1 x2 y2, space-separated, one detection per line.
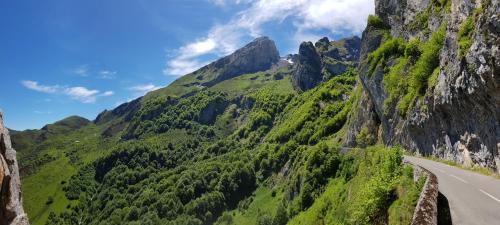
197 36 280 86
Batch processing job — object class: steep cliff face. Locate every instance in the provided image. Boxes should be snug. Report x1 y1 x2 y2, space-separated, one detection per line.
292 41 323 91
0 112 29 225
347 0 499 171
293 36 361 91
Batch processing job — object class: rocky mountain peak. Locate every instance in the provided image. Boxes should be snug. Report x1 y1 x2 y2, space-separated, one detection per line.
0 112 29 225
292 41 323 91
292 36 361 91
201 36 280 86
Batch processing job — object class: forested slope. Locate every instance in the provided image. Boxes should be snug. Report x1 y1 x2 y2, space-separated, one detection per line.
12 34 422 225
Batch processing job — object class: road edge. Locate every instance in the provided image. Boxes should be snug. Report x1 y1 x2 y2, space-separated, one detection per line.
406 161 439 225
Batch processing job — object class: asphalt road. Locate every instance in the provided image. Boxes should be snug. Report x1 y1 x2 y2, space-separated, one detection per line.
404 156 500 225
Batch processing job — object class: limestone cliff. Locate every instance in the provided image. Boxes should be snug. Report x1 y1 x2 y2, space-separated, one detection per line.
292 36 361 91
347 0 499 171
0 112 29 225
200 36 280 86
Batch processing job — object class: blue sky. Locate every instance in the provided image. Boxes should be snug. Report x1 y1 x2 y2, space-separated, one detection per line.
0 0 373 130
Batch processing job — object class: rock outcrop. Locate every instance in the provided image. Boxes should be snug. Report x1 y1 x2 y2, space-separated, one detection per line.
292 41 323 91
200 36 280 86
347 0 500 171
292 36 361 91
0 112 29 225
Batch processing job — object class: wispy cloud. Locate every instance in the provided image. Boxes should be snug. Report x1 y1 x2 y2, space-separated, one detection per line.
164 0 374 76
21 80 113 103
129 84 161 95
21 80 59 93
101 91 114 96
99 70 117 79
64 87 100 103
207 0 251 7
73 65 89 77
34 110 52 114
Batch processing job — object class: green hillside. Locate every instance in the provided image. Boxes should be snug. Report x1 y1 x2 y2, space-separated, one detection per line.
12 35 422 225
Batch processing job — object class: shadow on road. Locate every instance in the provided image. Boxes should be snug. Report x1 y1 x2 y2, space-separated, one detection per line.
437 192 452 225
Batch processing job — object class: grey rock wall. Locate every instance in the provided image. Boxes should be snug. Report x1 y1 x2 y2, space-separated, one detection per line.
0 112 29 225
347 0 500 171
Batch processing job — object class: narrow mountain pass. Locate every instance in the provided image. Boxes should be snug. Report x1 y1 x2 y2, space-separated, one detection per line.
404 156 500 225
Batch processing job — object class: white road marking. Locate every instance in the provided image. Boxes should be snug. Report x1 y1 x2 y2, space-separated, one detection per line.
479 189 500 204
449 174 468 184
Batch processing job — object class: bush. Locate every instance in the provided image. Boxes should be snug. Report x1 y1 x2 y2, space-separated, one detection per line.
398 22 446 115
404 38 421 60
367 15 388 29
383 57 408 111
46 196 54 205
355 127 376 147
348 147 403 224
457 16 474 58
410 22 446 94
368 38 406 76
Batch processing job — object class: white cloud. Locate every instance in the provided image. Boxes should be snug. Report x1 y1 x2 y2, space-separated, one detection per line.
208 0 251 6
101 91 114 96
34 110 52 114
129 84 161 95
21 80 59 93
99 70 117 79
73 65 89 77
21 80 113 103
64 87 100 103
164 0 374 76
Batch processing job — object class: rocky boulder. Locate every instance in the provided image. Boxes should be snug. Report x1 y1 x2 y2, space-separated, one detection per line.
0 112 29 225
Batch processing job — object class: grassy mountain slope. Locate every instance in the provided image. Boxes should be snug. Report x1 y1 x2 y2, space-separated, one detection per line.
12 35 422 225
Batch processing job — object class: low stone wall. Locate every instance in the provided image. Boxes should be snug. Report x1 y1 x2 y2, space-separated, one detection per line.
404 161 439 225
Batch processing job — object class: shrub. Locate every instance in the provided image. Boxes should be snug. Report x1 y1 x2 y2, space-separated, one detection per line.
383 57 408 111
404 38 421 60
348 147 403 224
398 22 446 115
457 16 474 58
410 22 446 95
46 196 54 205
409 11 429 31
367 15 388 29
368 38 406 76
355 127 376 147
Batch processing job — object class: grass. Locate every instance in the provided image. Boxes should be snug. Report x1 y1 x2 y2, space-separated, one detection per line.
210 69 295 97
287 146 423 225
367 38 406 77
398 21 447 115
217 186 283 225
367 15 389 29
370 23 446 116
22 149 76 225
387 167 426 225
287 178 349 225
19 124 117 225
456 15 474 59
